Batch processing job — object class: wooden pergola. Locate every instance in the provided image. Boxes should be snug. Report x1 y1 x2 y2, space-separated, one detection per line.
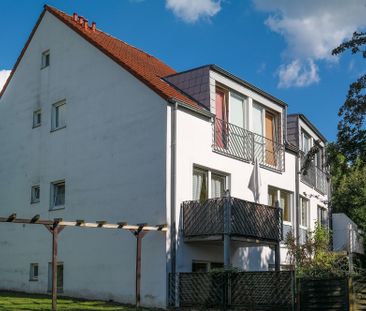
0 214 167 311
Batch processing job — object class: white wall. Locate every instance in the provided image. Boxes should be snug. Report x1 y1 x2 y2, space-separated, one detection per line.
173 105 297 271
0 12 167 308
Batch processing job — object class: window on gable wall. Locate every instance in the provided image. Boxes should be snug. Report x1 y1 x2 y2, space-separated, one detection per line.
41 50 50 68
31 185 40 204
52 101 66 130
193 167 227 202
29 263 39 281
33 109 41 128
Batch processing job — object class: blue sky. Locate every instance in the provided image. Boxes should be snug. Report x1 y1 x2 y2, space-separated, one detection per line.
0 0 365 141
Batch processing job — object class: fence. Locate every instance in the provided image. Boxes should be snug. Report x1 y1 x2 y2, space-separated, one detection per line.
168 271 295 310
213 118 285 172
299 276 366 311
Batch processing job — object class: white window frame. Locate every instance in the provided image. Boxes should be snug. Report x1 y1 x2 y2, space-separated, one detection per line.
268 186 293 225
41 50 50 69
51 100 66 131
299 196 309 229
50 180 65 210
192 165 230 200
33 109 41 128
301 130 312 154
29 263 39 281
31 185 40 204
228 91 248 130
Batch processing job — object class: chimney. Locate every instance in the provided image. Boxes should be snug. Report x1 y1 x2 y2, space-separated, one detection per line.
73 13 78 22
91 22 96 32
79 16 84 25
84 19 89 30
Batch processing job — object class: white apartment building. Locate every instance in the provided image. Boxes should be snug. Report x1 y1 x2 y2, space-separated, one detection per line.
0 5 329 308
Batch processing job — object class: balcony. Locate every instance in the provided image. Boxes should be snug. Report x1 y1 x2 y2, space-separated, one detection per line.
300 152 329 194
182 196 283 243
213 118 285 172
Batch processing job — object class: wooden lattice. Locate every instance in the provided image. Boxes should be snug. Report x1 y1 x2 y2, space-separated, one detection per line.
168 271 294 310
183 197 282 242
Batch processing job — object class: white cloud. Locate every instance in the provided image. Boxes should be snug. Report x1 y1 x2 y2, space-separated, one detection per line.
0 70 11 92
166 0 221 23
278 59 319 88
253 0 366 88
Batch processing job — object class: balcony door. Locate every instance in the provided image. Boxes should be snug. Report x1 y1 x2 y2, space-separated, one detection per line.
265 112 276 166
215 88 228 148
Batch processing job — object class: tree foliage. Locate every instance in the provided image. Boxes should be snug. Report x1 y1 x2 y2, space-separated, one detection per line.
332 32 366 163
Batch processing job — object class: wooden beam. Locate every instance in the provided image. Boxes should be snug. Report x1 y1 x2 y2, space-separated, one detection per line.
0 216 167 232
31 215 40 223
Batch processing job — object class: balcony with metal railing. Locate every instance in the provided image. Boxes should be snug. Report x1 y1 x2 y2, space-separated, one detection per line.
300 152 329 194
182 195 283 244
213 118 285 172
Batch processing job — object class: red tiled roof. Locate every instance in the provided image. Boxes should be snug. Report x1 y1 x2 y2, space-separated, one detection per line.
1 5 203 110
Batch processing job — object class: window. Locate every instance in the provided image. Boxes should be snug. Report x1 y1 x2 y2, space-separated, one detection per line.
41 50 50 68
192 261 223 272
52 101 66 130
48 263 63 292
33 110 41 128
301 131 312 153
51 181 65 210
300 197 309 228
268 187 292 223
30 263 39 281
193 167 227 201
317 206 328 227
31 185 40 204
229 92 247 129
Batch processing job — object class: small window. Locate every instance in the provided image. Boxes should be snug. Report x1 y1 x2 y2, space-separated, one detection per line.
33 110 41 128
193 168 208 202
41 50 50 68
30 263 39 281
301 131 312 154
52 101 66 130
51 181 65 210
300 197 309 228
48 262 63 292
31 185 40 204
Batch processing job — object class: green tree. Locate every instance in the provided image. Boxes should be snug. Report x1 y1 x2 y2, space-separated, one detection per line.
332 31 366 163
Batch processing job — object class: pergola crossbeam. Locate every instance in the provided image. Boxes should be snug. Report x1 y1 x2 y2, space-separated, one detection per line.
0 214 167 232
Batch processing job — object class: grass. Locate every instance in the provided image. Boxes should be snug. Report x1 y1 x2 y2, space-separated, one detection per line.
0 291 156 311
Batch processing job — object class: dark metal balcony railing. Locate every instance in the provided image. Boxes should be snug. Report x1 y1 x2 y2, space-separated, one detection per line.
213 118 285 172
300 152 328 194
182 196 283 242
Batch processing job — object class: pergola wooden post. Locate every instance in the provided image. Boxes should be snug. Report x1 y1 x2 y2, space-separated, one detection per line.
131 224 147 309
44 219 65 311
0 214 167 311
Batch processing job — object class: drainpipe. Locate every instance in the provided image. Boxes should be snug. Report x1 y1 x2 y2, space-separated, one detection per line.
295 152 300 246
170 101 178 276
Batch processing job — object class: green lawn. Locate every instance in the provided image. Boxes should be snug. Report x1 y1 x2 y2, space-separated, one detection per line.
0 291 156 311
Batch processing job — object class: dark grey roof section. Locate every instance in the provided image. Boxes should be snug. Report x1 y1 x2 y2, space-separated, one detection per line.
289 113 327 143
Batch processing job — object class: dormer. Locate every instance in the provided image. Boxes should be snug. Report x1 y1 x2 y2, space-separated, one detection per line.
165 65 287 172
